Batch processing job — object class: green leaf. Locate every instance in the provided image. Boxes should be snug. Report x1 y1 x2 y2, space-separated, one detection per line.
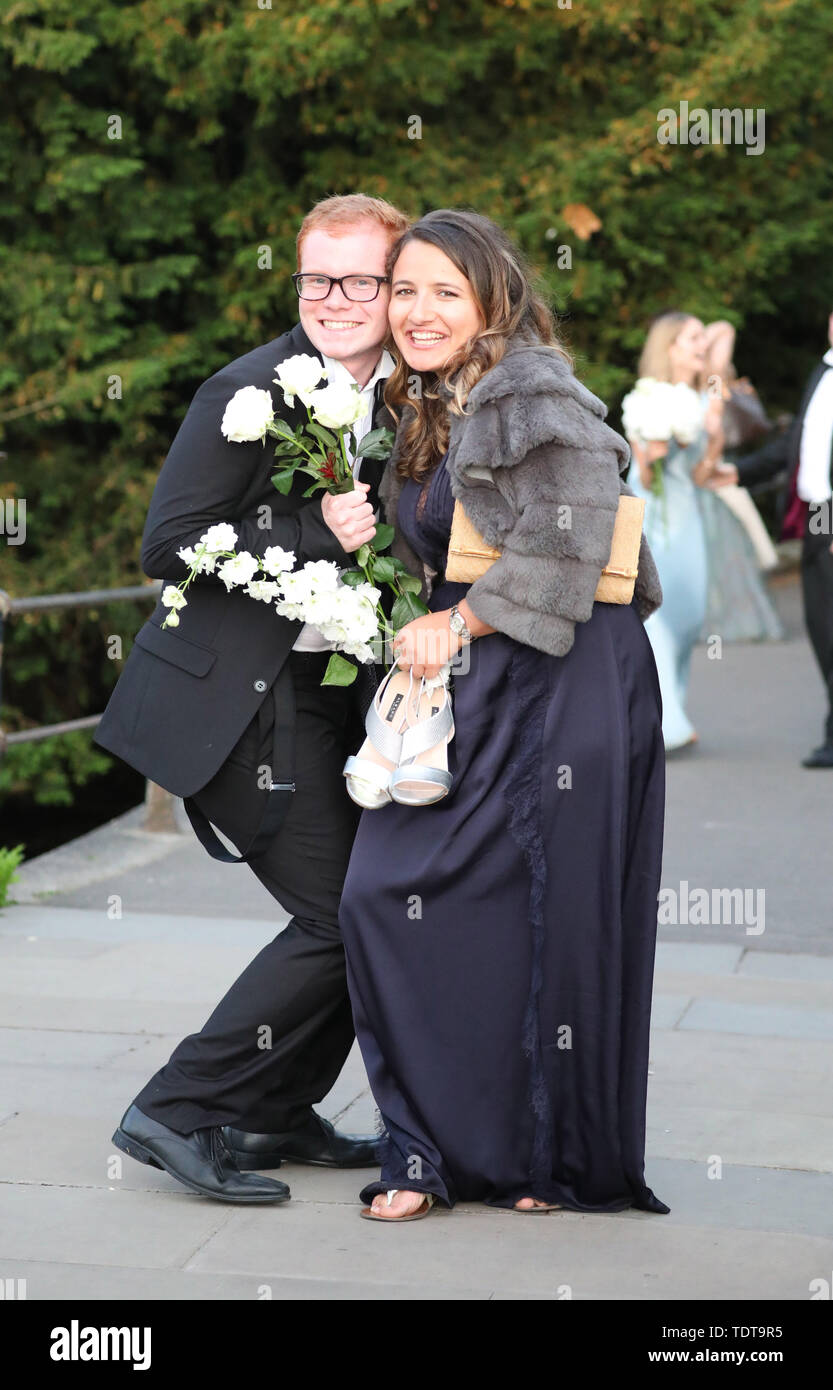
271 468 297 495
270 419 297 442
355 544 372 567
307 422 338 449
392 593 430 628
398 572 423 594
339 569 366 587
372 522 395 551
370 556 397 583
354 427 394 457
321 652 358 686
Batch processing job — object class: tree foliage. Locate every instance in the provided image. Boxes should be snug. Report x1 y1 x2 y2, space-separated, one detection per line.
1 0 831 805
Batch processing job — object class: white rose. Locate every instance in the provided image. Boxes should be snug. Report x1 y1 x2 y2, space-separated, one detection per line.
273 354 327 408
670 383 705 445
200 523 239 554
353 581 382 607
622 378 674 443
161 585 187 609
307 381 364 431
217 551 261 591
262 545 297 577
221 386 275 443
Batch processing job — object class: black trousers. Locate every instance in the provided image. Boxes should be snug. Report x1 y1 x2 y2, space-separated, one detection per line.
801 536 833 745
132 650 368 1135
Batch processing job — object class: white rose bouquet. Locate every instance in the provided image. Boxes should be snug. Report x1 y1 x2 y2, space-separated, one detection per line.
621 377 705 530
162 356 429 688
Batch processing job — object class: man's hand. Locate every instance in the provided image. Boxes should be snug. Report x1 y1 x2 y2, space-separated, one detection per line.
321 481 376 552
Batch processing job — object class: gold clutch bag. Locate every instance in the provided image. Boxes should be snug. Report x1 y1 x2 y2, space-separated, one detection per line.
445 493 645 604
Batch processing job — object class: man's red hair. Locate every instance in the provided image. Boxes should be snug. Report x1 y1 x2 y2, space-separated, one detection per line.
296 194 411 266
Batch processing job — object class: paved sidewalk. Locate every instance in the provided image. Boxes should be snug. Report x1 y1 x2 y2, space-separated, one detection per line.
1 574 831 1299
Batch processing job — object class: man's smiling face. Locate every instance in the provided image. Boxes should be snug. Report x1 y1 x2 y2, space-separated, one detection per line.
296 223 392 384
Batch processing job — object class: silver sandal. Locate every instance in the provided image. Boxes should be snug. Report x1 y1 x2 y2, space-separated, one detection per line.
389 675 455 806
343 665 414 809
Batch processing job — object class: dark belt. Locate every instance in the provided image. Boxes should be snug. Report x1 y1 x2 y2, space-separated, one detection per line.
183 657 297 864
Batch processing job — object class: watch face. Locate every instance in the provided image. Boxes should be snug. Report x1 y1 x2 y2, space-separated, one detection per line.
450 611 464 633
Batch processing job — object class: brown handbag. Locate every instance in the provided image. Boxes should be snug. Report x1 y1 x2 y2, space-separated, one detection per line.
446 493 645 604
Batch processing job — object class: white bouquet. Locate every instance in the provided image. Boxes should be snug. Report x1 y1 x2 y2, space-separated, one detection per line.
621 377 705 528
621 377 704 447
162 356 429 687
162 527 383 673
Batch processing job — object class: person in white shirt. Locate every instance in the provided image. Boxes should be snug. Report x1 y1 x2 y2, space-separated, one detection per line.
737 312 833 766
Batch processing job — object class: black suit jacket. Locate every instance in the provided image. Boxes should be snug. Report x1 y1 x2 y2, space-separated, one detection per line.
93 322 393 796
736 360 833 550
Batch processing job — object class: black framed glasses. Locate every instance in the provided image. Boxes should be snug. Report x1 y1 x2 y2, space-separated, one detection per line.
291 273 390 302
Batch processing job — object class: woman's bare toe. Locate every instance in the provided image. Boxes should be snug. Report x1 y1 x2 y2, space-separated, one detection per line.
370 1190 428 1219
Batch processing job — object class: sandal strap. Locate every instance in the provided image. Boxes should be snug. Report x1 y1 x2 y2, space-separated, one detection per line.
364 667 412 764
384 1189 435 1210
399 697 454 761
390 764 452 793
343 756 393 793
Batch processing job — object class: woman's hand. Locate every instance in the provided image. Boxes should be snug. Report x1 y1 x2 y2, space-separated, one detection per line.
392 601 495 678
700 461 739 490
392 611 463 678
630 438 667 490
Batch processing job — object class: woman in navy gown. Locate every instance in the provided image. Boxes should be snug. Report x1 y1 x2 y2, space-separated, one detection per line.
338 211 669 1221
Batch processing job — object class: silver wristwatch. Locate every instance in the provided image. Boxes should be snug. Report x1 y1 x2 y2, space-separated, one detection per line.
449 605 474 644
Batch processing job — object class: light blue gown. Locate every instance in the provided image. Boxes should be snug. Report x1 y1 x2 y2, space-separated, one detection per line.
627 426 785 750
627 431 709 750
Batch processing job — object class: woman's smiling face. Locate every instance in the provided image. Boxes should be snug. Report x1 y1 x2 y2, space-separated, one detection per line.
388 238 484 372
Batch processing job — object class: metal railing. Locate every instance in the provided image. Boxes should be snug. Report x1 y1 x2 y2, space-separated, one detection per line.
0 581 181 834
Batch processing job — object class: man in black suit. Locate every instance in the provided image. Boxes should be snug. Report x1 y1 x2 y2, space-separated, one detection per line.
736 311 833 768
95 195 410 1201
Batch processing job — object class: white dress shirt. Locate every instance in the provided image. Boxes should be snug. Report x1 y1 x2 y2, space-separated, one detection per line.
797 348 833 504
292 348 395 652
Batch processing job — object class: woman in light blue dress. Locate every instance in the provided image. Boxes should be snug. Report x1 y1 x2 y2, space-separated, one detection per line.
625 311 783 751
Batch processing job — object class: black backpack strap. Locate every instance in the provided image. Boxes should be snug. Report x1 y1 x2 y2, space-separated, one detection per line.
183 658 296 864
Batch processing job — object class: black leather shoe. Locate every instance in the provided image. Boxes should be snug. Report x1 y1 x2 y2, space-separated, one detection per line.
223 1115 381 1170
802 743 833 768
113 1104 291 1203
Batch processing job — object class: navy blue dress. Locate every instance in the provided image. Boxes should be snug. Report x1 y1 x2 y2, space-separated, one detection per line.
338 455 670 1214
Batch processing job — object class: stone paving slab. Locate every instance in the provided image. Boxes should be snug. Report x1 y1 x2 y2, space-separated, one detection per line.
647 1105 833 1173
739 952 833 982
648 1031 833 1116
184 1196 833 1302
678 998 833 1041
652 970 833 1011
0 905 286 945
0 1260 492 1301
0 1185 238 1269
655 944 744 974
0 995 211 1036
